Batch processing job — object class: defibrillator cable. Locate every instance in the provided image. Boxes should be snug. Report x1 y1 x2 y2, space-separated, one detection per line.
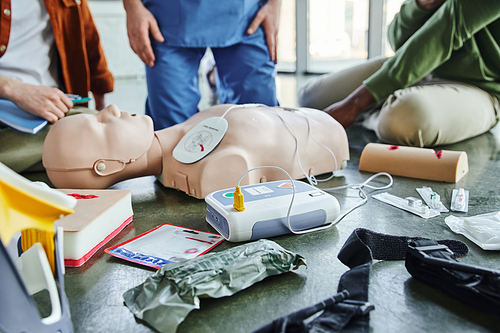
220 103 266 119
271 107 339 186
325 172 393 227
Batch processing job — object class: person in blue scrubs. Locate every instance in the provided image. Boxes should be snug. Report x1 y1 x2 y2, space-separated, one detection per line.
123 0 281 130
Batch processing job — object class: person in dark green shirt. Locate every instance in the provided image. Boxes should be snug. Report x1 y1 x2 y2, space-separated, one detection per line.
299 0 500 147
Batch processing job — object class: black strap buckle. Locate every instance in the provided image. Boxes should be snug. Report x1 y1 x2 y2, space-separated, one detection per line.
407 244 454 259
342 300 375 315
408 244 500 277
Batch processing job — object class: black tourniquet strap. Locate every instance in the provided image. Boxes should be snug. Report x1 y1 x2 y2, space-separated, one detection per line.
337 228 468 269
253 289 374 333
253 228 469 333
406 239 500 317
337 228 468 301
335 228 468 332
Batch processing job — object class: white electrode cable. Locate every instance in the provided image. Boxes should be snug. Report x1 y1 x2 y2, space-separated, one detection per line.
299 110 339 184
221 104 339 186
221 103 339 187
286 172 393 234
220 103 266 119
274 109 339 186
326 172 393 226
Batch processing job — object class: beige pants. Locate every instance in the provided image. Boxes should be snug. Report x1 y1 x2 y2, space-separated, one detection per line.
0 107 97 173
298 57 500 147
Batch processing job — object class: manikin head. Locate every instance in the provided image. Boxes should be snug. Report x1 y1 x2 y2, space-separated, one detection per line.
42 105 158 188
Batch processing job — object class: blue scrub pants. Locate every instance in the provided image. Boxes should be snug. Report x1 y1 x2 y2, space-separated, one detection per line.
145 32 279 130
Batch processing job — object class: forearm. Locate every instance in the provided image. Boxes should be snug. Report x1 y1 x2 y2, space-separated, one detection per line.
348 85 376 113
123 0 144 12
324 85 376 129
267 0 282 9
0 75 22 101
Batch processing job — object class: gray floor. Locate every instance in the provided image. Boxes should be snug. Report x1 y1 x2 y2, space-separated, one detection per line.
25 74 500 332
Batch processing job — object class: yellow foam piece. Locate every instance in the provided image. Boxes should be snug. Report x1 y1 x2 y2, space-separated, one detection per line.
21 229 56 275
0 162 76 246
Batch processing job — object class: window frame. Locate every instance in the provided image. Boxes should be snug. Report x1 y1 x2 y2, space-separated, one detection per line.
285 0 386 74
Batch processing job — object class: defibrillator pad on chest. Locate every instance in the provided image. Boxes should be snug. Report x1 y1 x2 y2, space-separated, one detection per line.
173 117 228 164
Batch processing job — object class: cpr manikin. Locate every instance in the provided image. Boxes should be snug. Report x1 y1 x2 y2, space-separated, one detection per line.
42 104 349 198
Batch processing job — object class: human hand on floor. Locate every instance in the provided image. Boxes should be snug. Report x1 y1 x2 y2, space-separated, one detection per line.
247 0 282 63
416 0 447 11
123 0 164 67
324 85 376 129
0 78 73 123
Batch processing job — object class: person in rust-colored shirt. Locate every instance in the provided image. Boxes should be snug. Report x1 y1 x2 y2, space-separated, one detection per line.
0 0 114 173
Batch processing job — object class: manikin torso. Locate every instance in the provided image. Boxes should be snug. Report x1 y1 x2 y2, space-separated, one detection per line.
43 104 349 198
156 105 349 198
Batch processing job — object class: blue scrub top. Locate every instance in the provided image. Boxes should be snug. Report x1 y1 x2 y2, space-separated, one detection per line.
143 0 266 48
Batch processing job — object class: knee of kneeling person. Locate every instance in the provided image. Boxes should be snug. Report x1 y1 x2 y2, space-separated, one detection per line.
376 91 440 147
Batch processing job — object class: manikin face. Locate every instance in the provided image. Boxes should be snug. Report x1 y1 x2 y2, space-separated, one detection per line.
43 105 154 175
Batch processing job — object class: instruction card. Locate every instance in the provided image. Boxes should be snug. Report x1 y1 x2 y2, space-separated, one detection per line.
105 224 224 269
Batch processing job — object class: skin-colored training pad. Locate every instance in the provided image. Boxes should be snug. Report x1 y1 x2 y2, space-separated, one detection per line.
359 143 468 183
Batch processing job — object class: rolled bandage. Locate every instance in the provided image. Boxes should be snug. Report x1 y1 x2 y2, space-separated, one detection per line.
359 143 468 183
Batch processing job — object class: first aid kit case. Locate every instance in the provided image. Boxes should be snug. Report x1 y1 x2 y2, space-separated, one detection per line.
205 180 340 242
